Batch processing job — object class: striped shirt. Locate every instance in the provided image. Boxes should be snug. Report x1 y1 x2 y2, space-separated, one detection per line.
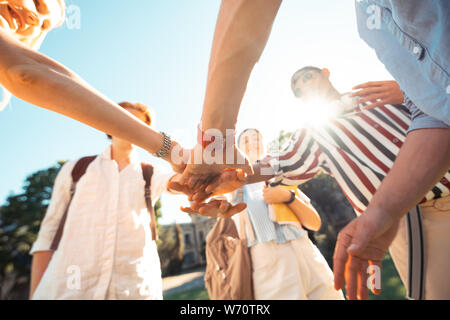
267 96 450 215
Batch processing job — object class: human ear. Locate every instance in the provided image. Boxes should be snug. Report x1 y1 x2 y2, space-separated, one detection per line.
321 68 330 78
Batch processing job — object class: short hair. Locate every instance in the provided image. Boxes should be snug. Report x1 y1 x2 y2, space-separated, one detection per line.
238 128 262 146
290 66 322 94
106 102 153 139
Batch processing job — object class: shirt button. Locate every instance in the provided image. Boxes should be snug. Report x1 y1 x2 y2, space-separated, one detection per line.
393 138 399 143
413 46 420 54
446 85 450 94
374 124 379 128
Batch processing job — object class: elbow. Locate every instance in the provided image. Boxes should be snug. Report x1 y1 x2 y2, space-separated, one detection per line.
305 212 322 232
310 219 321 232
6 64 44 90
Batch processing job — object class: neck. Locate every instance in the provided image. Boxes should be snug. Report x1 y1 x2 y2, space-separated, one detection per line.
111 143 133 166
325 87 342 102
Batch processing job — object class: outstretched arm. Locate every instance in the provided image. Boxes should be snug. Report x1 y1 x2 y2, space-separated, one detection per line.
29 251 53 299
201 0 282 132
179 0 282 183
0 30 183 171
334 128 450 299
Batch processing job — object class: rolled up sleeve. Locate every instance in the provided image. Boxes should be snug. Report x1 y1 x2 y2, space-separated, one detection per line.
30 161 75 255
405 96 450 133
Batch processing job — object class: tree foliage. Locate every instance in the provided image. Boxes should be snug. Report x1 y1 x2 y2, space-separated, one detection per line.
0 161 64 299
0 162 179 299
157 224 184 277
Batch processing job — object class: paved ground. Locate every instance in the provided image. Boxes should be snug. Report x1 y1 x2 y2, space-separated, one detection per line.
162 268 205 295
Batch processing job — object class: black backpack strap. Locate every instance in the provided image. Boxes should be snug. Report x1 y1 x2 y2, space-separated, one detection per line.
50 156 97 251
141 163 157 241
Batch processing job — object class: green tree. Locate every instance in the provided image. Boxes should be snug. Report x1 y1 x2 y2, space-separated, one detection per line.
157 224 184 277
0 161 64 299
0 162 170 299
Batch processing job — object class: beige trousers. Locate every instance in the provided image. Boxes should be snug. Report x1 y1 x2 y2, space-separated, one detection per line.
389 196 450 300
250 237 344 300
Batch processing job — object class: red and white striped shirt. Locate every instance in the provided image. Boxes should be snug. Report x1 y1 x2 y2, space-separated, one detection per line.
267 98 450 215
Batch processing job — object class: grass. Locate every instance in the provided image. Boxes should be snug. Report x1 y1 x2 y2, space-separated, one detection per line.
368 253 406 300
164 286 209 300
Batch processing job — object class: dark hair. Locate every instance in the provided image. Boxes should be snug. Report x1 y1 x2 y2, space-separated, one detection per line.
106 102 153 139
290 66 322 96
238 128 262 146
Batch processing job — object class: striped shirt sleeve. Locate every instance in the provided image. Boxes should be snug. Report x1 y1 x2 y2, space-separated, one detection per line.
267 129 323 186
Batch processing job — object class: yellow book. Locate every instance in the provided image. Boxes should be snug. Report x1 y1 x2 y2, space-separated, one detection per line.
268 185 310 229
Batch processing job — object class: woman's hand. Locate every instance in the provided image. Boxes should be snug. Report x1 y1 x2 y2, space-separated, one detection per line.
350 80 404 109
262 186 291 204
181 198 246 219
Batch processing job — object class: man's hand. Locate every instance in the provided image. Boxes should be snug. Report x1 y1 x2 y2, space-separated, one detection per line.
350 80 404 109
181 198 246 219
262 186 291 204
179 143 253 189
333 209 399 300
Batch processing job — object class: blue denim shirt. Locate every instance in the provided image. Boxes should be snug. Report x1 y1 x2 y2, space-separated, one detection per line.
355 0 450 130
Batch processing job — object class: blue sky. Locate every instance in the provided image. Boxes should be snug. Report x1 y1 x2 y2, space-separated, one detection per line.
0 0 392 225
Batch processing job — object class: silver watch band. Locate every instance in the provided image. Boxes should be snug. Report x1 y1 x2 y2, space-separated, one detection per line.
155 132 172 158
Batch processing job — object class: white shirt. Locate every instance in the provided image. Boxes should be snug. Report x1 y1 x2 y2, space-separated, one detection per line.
30 146 174 300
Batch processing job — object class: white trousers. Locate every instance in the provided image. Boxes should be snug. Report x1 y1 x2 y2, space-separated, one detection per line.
250 237 344 300
389 196 450 300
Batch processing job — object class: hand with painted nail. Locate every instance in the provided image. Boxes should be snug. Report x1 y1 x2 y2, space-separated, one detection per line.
350 81 404 109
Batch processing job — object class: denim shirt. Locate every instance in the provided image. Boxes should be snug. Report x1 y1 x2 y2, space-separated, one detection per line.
355 0 449 129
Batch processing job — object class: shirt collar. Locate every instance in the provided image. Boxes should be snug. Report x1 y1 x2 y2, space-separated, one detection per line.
100 145 140 164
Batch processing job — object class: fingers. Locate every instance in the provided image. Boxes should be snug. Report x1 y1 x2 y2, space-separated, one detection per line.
358 259 369 300
345 255 361 300
220 202 247 218
333 226 353 291
8 0 40 30
181 199 245 219
368 260 382 295
180 206 197 214
352 81 384 90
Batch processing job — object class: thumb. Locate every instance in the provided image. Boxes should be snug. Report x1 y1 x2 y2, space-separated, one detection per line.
347 220 375 256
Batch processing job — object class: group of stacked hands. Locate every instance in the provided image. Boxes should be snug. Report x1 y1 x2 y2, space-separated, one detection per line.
1 0 449 300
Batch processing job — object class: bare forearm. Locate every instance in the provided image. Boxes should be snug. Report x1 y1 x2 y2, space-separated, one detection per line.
29 251 53 299
0 31 170 158
288 197 321 231
201 0 281 132
367 128 450 221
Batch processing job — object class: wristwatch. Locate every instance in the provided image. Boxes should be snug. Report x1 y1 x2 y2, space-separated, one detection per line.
284 190 296 205
155 132 172 158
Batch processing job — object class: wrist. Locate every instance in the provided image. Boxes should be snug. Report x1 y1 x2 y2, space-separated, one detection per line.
283 190 296 204
197 123 236 151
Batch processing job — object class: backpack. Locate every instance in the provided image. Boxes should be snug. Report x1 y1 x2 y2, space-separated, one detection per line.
50 156 157 251
204 188 255 300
